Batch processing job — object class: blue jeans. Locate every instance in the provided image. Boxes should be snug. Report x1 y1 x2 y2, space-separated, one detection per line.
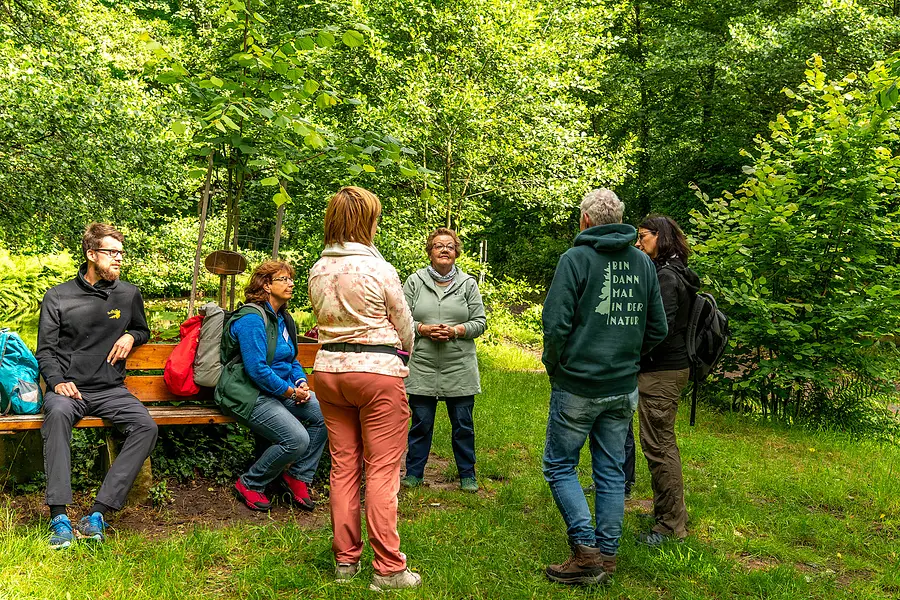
406 395 476 479
240 392 328 491
542 385 639 555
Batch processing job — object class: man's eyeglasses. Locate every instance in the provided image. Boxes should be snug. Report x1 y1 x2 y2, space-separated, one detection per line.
433 243 456 252
272 276 294 284
95 248 126 258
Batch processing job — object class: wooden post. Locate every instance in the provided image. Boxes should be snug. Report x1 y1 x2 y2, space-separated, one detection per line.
104 433 152 506
188 152 215 318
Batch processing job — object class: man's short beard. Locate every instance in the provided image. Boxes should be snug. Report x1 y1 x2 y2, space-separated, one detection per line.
98 265 120 282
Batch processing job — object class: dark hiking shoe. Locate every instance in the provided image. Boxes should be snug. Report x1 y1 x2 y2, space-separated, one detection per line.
545 544 611 585
234 479 271 512
460 477 478 492
76 512 109 542
637 531 684 547
49 514 74 549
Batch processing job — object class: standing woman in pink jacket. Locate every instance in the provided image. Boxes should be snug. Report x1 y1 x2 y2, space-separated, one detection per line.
307 186 420 591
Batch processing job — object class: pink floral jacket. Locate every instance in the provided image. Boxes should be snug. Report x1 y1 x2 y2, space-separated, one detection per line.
308 242 414 377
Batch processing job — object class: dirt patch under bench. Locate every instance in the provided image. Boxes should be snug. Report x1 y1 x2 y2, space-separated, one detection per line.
4 479 329 540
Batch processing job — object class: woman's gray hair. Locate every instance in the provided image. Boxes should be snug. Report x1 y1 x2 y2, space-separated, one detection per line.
580 188 624 226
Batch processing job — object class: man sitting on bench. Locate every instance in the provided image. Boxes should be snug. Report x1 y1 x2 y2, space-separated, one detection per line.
36 222 155 549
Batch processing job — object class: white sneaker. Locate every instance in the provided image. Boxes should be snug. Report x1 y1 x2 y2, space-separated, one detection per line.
335 562 361 583
368 568 422 591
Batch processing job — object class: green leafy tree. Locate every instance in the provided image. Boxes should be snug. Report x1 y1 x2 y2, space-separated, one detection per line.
690 54 900 421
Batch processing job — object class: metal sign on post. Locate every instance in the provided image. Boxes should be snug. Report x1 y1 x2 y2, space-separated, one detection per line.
204 250 248 310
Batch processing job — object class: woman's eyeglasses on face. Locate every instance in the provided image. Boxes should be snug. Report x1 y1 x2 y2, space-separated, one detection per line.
272 276 294 284
433 243 456 252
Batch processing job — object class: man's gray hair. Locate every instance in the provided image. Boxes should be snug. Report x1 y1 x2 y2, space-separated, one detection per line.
580 188 625 226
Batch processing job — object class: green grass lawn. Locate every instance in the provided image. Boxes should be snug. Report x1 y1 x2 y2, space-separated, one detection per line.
1 343 898 599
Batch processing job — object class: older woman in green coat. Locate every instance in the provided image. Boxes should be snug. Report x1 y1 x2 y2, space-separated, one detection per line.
401 227 487 492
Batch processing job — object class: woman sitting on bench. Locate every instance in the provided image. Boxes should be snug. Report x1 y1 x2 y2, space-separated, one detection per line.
215 260 328 512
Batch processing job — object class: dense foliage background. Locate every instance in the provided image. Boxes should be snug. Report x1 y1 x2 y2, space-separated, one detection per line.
2 0 900 436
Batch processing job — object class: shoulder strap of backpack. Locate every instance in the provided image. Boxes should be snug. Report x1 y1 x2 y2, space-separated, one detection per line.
285 311 298 350
684 294 706 362
224 303 272 366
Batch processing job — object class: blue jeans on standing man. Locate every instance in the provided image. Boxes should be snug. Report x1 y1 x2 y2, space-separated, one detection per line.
542 385 639 555
240 392 328 490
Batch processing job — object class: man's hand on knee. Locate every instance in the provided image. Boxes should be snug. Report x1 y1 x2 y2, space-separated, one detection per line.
54 382 83 401
107 333 135 365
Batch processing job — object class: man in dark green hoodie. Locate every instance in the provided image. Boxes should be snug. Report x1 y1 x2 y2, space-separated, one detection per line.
541 189 668 585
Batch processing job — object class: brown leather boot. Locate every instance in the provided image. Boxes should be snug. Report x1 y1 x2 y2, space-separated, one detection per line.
600 553 617 575
545 543 610 585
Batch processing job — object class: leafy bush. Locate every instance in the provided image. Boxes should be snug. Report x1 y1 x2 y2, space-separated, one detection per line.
124 215 278 298
479 276 544 348
690 54 900 425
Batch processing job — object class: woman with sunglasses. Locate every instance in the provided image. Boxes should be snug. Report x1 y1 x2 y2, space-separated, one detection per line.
633 215 700 546
215 260 328 513
401 227 486 492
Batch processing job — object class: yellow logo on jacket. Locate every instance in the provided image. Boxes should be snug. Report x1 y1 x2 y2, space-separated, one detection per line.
108 309 121 320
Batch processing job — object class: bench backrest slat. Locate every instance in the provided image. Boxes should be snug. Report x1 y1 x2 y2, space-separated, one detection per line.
127 343 320 371
122 343 320 402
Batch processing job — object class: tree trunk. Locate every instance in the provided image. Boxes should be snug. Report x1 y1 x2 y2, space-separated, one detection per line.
633 0 651 219
229 175 244 311
272 180 286 259
224 160 234 249
444 138 453 228
187 152 215 318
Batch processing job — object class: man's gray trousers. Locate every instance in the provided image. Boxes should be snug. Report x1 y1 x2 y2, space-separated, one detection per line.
41 387 158 510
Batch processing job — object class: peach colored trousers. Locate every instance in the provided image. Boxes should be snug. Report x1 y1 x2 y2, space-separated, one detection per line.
314 371 410 575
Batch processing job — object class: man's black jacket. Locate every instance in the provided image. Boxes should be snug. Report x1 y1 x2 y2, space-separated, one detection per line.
36 264 150 392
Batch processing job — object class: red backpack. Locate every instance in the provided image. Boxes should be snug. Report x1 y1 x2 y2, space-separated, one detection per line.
163 315 204 396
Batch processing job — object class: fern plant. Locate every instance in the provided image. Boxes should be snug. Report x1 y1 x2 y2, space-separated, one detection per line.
0 249 75 349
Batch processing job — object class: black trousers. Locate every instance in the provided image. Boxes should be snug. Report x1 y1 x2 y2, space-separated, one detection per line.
624 420 636 492
405 394 476 479
42 387 158 510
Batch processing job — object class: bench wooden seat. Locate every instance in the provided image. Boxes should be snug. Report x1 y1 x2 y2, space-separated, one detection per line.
0 342 320 432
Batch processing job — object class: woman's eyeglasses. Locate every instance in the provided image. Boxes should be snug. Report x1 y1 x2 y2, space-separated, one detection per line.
272 276 294 283
433 243 456 252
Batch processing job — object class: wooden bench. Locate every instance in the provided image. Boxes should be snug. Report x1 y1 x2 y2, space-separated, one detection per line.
0 342 320 497
0 342 320 431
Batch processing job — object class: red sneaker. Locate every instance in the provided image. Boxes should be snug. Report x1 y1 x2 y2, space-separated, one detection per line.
281 473 316 512
234 479 271 512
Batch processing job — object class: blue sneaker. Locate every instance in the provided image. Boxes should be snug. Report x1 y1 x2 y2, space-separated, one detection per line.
49 514 74 549
77 512 109 542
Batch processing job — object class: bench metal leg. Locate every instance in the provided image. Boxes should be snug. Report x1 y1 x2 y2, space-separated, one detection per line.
103 432 153 506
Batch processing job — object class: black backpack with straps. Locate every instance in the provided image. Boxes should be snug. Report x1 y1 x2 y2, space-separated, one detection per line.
684 291 730 425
